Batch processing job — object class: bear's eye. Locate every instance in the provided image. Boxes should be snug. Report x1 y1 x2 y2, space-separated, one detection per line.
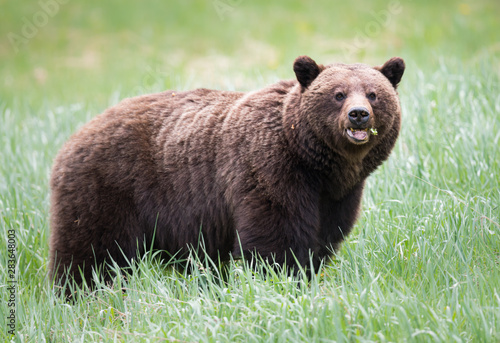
335 92 345 101
367 92 377 101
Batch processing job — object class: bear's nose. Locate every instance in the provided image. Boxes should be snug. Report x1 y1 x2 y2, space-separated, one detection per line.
348 106 370 125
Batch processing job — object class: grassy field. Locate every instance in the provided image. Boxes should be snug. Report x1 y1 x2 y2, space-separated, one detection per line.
1 0 500 341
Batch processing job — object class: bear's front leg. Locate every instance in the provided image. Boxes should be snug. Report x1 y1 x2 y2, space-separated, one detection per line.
317 181 365 260
231 194 321 276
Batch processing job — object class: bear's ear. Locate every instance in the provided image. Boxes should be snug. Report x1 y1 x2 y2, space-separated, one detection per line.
376 57 405 88
293 56 323 89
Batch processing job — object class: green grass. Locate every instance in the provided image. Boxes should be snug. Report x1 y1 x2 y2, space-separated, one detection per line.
1 0 500 341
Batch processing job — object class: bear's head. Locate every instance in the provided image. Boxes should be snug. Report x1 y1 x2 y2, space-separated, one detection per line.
292 55 405 157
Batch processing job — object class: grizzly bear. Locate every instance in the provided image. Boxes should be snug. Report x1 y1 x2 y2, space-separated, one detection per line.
49 56 405 287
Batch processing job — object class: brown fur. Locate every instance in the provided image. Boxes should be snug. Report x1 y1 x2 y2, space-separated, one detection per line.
49 56 405 287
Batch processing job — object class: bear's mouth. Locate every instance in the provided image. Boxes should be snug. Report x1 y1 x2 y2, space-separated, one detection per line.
346 128 371 144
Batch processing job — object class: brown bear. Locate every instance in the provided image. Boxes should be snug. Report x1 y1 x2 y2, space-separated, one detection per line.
49 56 405 288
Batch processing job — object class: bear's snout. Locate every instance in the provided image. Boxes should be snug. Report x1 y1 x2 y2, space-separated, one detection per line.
347 106 370 126
344 105 375 145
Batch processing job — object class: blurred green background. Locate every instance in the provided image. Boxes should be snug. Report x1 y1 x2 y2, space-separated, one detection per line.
1 0 499 107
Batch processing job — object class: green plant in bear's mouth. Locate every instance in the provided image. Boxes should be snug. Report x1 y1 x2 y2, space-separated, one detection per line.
370 128 378 135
